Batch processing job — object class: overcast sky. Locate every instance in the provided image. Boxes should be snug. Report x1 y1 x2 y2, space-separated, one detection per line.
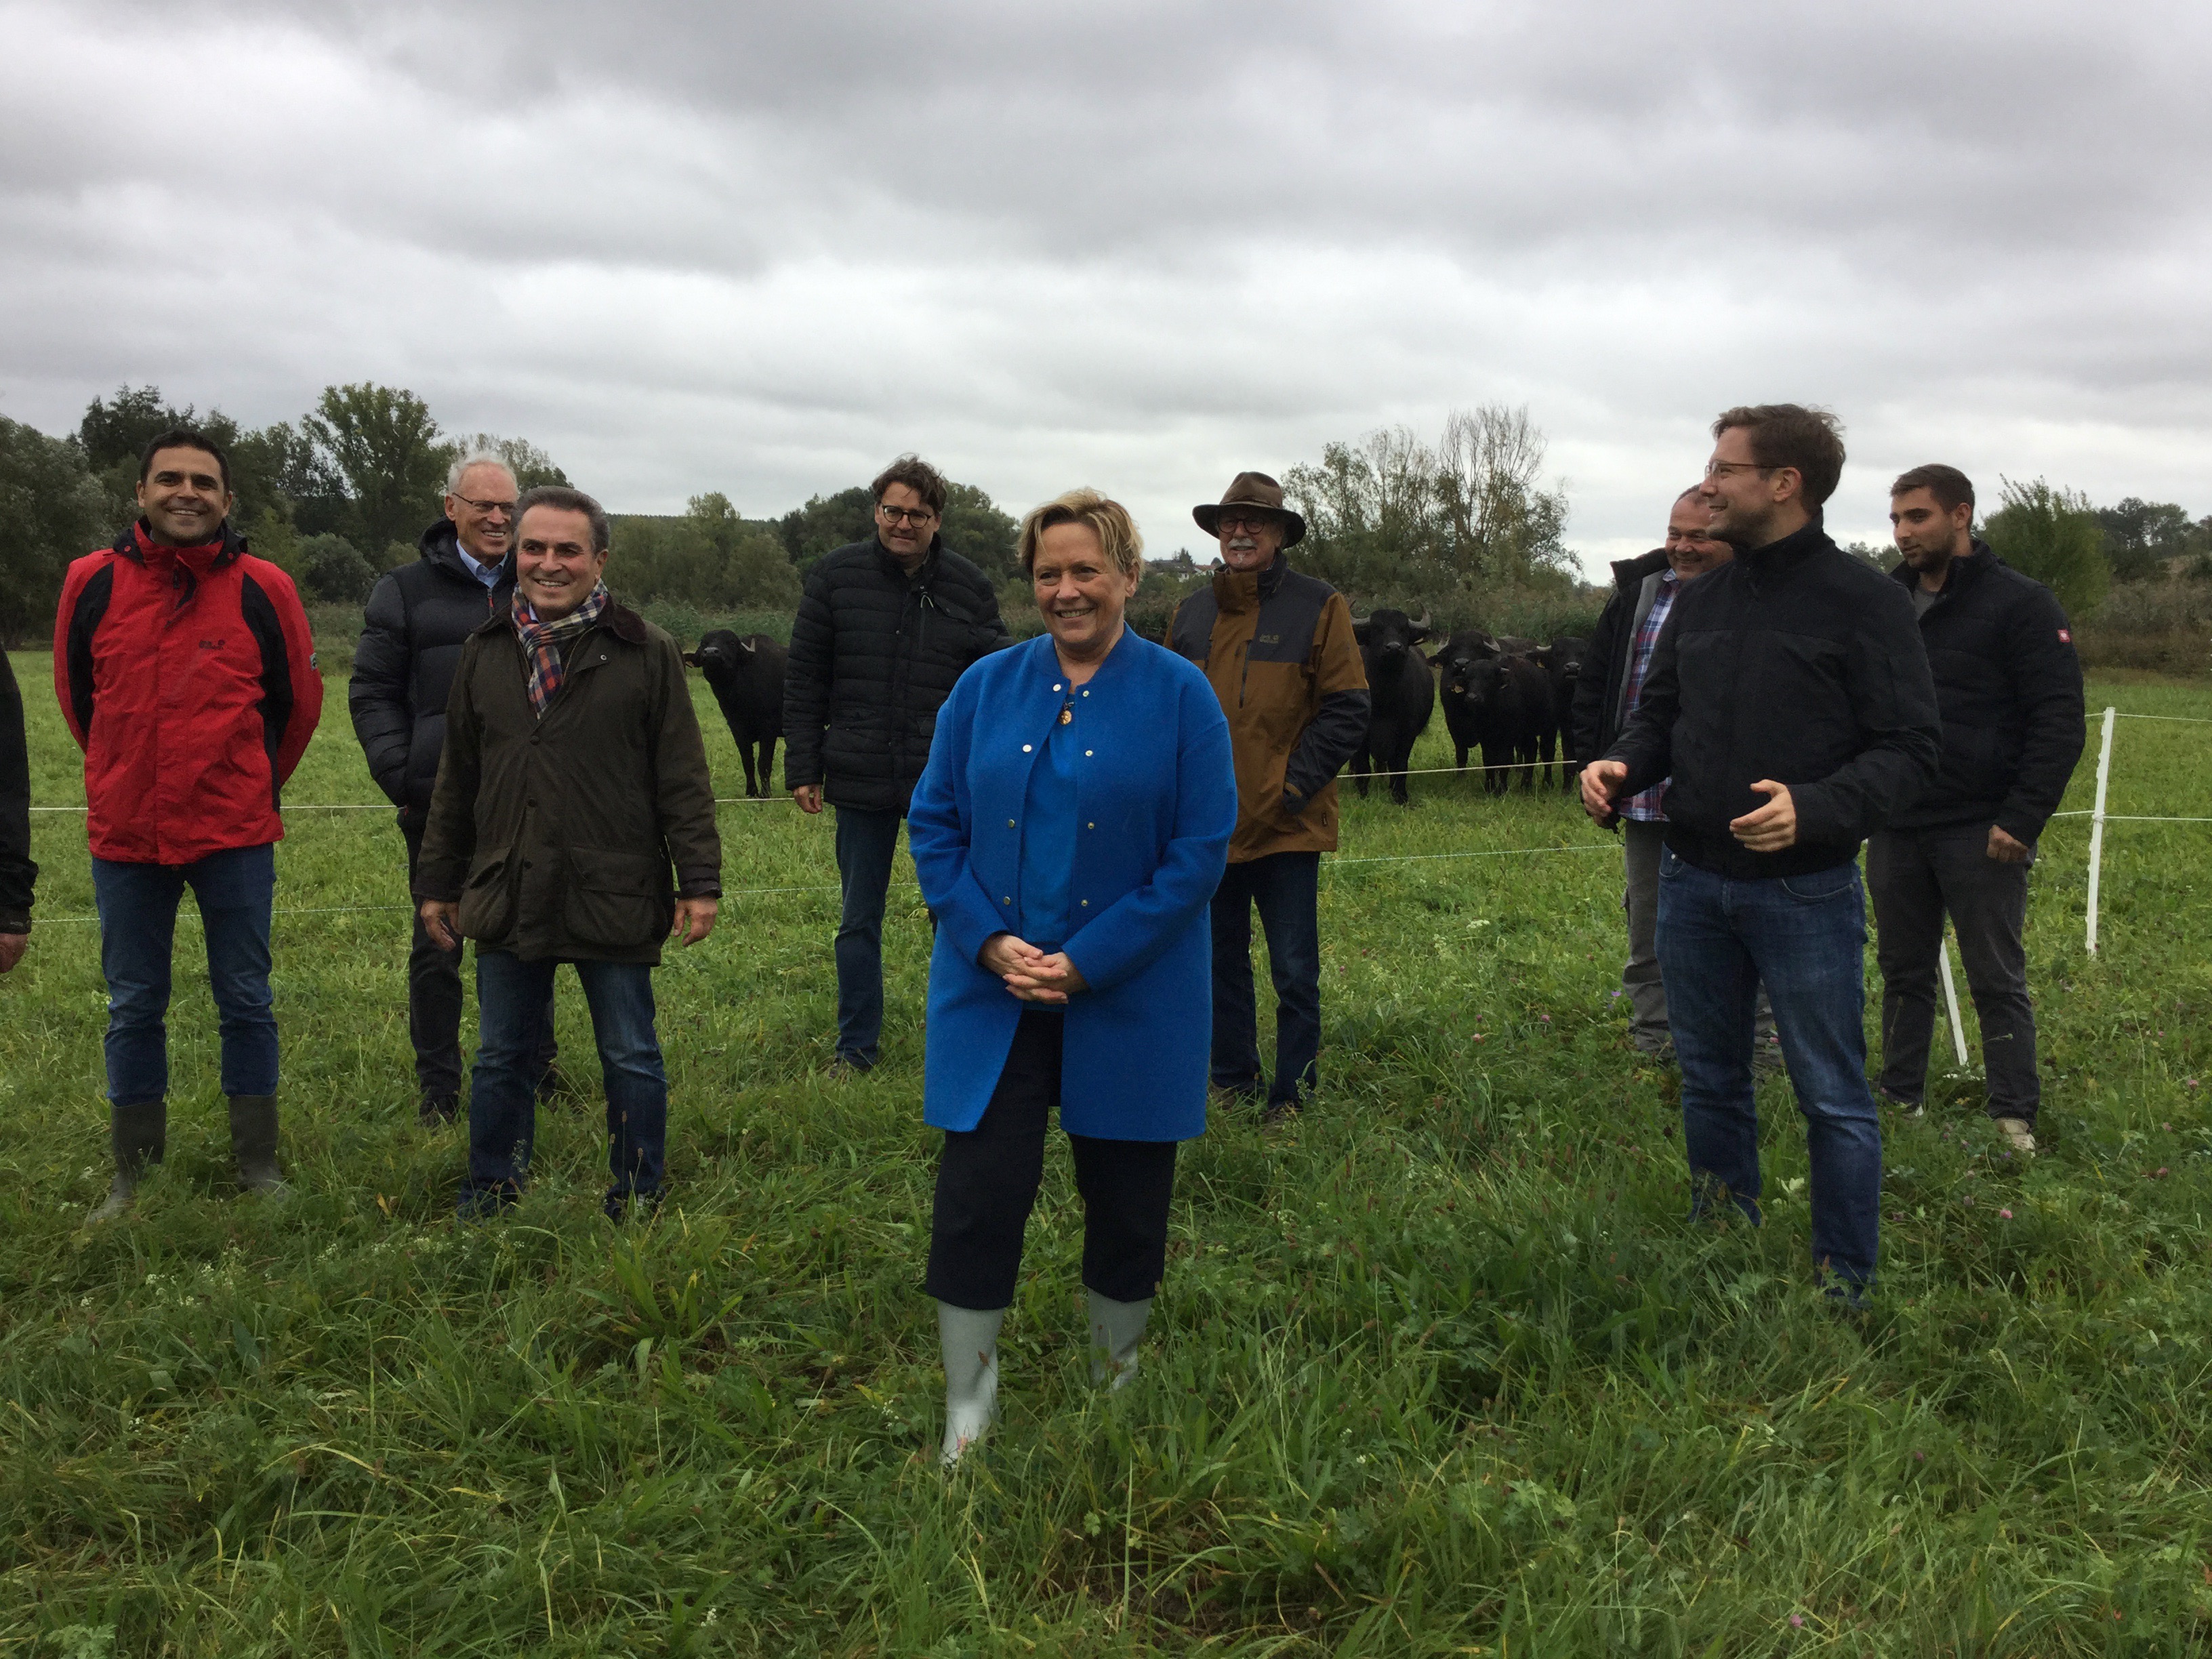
3 0 2208 571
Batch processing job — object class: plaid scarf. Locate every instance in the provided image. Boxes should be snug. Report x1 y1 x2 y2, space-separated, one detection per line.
512 582 609 718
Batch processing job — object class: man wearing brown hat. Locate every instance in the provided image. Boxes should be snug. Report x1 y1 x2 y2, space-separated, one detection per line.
1170 472 1369 1123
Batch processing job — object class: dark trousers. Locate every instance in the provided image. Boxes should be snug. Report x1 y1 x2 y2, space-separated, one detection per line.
402 817 555 1102
832 805 905 1067
926 1010 1180 1311
1209 851 1322 1107
90 843 277 1103
462 950 669 1213
1658 849 1883 1291
1867 825 2039 1122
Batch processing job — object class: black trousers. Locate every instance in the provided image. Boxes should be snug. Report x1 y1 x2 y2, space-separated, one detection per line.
926 1009 1179 1311
402 817 556 1102
1867 824 2039 1122
1210 851 1323 1107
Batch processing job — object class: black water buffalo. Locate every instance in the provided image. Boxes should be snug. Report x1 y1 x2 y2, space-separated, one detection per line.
1349 607 1435 805
1536 634 1590 788
1433 635 1554 794
684 630 787 798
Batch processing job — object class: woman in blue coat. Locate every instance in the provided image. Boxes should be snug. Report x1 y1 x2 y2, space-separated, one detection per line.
907 488 1236 1465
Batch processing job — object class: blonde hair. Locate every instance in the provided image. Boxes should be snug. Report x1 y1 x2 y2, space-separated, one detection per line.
1019 488 1144 577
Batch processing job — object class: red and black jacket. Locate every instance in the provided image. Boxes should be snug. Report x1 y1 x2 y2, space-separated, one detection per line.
54 521 324 865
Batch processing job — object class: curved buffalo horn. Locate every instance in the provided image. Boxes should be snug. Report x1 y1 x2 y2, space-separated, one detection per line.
1413 607 1431 630
739 636 758 654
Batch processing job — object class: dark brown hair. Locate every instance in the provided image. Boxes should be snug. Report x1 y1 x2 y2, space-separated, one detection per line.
138 428 231 492
1711 404 1847 508
871 453 947 517
516 484 610 553
1890 463 1974 515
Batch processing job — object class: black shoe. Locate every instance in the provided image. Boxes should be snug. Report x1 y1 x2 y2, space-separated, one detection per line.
1260 1100 1302 1127
604 1189 665 1223
536 1065 578 1108
827 1053 876 1080
419 1093 459 1128
457 1183 520 1222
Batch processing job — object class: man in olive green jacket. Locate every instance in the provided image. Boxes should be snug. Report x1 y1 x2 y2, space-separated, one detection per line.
417 486 721 1219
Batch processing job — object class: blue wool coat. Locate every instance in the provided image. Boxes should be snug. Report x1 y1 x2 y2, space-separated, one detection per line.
909 630 1236 1139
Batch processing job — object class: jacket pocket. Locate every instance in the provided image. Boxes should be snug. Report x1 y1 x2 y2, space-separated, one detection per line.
562 846 672 949
457 851 516 939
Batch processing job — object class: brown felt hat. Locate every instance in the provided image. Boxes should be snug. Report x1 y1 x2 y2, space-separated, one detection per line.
1193 470 1305 547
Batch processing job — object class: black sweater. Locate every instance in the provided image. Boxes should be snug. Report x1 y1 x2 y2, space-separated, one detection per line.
1605 519 1942 878
1884 543 2085 840
783 535 1010 813
0 650 34 932
350 520 517 821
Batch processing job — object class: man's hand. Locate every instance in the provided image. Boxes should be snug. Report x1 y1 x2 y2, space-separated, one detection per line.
792 785 823 815
1986 825 2032 863
672 895 718 945
0 933 26 974
1580 759 1628 823
1730 780 1798 851
419 899 460 951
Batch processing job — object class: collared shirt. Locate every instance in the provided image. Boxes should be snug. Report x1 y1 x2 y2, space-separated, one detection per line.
455 544 501 588
1622 568 1680 822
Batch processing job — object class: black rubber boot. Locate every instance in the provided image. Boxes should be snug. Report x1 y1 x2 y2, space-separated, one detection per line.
89 1099 167 1223
227 1095 288 1199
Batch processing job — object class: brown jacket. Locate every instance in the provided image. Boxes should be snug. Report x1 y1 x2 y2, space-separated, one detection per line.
415 599 722 964
1169 558 1370 861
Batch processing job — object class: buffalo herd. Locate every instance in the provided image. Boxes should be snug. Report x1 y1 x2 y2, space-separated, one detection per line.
681 615 1587 807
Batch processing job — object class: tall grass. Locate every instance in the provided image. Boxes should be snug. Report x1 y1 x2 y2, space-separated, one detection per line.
3 656 2210 1653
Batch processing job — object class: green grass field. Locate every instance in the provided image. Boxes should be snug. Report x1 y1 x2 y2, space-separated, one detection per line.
3 651 2210 1656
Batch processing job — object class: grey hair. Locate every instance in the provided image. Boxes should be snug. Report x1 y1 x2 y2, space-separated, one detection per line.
445 449 518 495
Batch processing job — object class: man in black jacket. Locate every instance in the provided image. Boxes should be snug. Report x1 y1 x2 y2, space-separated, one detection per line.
785 455 1010 1072
1870 464 2084 1155
351 451 556 1122
0 651 33 975
1573 489 1777 1061
1582 405 1942 1296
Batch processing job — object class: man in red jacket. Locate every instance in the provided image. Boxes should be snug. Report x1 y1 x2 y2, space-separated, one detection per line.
54 429 324 1221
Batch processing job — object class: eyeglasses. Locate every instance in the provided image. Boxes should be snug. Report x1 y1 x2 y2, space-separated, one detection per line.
1702 461 1771 481
1216 512 1277 534
451 493 518 516
878 505 936 526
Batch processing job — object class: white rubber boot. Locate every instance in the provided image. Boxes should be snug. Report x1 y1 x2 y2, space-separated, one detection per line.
937 1302 1006 1467
1086 1289 1153 1390
1994 1116 2037 1156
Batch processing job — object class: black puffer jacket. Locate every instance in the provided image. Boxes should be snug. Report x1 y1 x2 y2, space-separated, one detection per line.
0 650 34 934
1885 543 2084 840
1607 519 1942 879
783 535 1010 813
350 520 516 821
1571 547 1671 765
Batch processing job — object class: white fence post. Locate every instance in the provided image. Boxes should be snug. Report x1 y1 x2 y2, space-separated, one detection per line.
2085 706 2116 956
1938 930 1969 1066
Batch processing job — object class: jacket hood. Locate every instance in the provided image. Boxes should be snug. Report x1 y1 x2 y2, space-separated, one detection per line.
1610 548 1672 592
121 519 243 577
1210 553 1287 615
419 516 516 586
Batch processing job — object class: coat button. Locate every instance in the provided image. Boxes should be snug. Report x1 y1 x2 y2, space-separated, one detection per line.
1084 750 1093 757
1086 821 1094 829
1003 896 1012 904
1052 684 1062 691
1022 743 1032 752
1080 899 1088 907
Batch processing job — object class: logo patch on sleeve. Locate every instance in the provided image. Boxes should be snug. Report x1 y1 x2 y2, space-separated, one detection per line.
2057 628 2072 644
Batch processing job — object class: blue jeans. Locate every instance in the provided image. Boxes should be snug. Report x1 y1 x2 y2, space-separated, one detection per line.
91 844 278 1103
464 951 669 1213
832 806 905 1067
1210 851 1323 1108
1656 847 1882 1291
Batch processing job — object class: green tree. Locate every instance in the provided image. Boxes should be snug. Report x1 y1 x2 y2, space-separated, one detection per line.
298 533 379 602
779 478 1020 579
779 486 877 566
1982 478 2109 620
77 387 342 546
0 416 110 645
304 384 453 553
2095 497 2194 583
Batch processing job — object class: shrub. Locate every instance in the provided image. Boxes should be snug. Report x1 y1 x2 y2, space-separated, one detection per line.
1982 478 2109 621
298 533 380 603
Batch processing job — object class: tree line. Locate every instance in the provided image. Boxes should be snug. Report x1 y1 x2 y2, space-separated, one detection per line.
3 384 2206 651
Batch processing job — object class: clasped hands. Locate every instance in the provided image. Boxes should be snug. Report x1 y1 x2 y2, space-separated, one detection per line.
1581 760 1799 851
979 932 1088 1004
